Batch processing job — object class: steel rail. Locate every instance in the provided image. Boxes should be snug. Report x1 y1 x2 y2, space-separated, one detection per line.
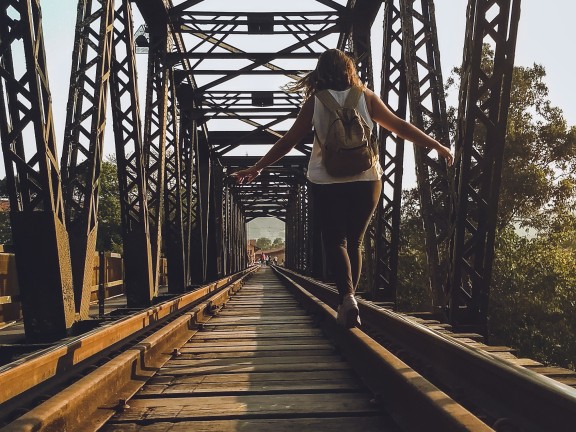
0 267 257 414
272 267 491 432
274 266 576 432
5 265 488 432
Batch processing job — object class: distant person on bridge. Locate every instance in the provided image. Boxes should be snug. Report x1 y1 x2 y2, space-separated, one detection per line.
232 49 453 328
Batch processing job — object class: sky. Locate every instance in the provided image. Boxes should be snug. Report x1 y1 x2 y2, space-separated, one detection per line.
7 1 576 185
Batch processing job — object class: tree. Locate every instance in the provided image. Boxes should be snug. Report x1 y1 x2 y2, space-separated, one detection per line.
446 48 576 229
399 51 576 370
0 211 11 245
96 157 123 253
256 237 272 250
272 237 284 247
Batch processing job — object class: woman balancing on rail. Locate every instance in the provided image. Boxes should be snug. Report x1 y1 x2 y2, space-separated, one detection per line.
231 49 454 328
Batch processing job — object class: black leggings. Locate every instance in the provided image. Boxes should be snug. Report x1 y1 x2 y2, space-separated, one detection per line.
312 180 382 304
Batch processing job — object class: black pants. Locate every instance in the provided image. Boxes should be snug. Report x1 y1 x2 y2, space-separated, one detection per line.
312 180 382 304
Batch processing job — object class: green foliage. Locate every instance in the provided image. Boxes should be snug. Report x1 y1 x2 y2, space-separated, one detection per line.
0 211 11 245
256 237 272 250
402 51 576 370
96 158 123 254
490 223 576 369
272 237 284 247
396 189 432 311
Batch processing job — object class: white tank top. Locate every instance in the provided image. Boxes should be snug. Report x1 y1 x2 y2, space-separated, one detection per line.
307 88 383 184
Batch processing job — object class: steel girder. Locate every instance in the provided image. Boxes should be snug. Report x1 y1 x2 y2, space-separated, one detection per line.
143 29 170 295
109 0 155 306
371 0 408 302
347 1 450 308
163 70 187 293
179 112 196 286
0 0 76 339
448 0 521 331
400 0 452 311
61 0 114 319
188 132 211 285
285 182 312 274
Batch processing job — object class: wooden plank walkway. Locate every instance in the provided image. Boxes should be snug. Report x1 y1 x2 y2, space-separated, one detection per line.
102 267 398 431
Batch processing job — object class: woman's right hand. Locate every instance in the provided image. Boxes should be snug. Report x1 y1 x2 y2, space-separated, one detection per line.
230 166 262 184
438 146 455 167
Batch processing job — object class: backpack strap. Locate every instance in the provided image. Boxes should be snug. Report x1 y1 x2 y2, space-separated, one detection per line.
343 86 363 109
315 89 341 112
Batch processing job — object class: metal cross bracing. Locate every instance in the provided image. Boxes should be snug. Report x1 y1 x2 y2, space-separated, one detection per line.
0 0 521 340
447 0 521 332
0 0 76 339
109 0 155 307
61 0 114 319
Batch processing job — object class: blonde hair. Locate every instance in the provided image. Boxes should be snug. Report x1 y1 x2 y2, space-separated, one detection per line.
284 49 364 99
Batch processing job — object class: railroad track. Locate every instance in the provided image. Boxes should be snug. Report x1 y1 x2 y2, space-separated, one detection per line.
0 266 574 431
274 266 576 432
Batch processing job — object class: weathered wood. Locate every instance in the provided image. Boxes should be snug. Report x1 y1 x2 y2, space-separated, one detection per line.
111 393 380 421
103 268 393 431
101 416 394 432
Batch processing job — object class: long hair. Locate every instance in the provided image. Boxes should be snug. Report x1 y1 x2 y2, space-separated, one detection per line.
284 49 364 99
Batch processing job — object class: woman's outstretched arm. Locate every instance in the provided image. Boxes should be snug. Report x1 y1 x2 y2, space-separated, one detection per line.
231 97 315 184
364 88 454 166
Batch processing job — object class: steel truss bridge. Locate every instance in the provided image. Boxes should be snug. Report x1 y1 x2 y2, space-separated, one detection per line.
0 0 519 342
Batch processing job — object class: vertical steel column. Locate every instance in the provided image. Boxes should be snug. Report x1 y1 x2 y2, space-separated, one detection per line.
109 0 154 307
448 0 521 331
238 203 247 271
285 194 296 270
179 112 195 286
221 183 231 273
372 0 408 302
163 70 186 293
302 183 313 275
0 0 75 339
400 0 452 311
143 29 169 294
61 0 114 319
308 186 325 279
189 134 212 284
205 165 220 281
293 183 309 274
208 166 225 279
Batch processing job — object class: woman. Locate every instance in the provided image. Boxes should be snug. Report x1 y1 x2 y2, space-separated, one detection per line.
232 49 453 328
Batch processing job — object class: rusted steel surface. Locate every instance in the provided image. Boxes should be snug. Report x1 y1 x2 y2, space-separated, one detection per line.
0 268 255 412
1 267 501 432
0 0 76 340
448 0 522 332
401 0 452 311
61 0 115 319
109 0 155 306
275 267 576 432
274 268 492 432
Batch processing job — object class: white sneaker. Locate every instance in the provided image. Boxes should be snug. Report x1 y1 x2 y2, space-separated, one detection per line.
336 294 361 328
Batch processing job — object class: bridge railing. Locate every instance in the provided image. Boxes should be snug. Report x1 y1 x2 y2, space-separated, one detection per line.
0 247 168 325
